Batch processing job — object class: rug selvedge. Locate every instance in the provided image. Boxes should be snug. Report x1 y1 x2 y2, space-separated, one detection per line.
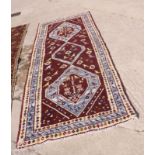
17 12 137 148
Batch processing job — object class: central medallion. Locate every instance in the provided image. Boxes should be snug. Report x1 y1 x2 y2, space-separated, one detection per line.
45 66 101 116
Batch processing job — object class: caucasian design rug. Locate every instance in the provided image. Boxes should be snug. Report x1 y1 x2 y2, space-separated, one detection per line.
17 12 137 148
11 24 28 97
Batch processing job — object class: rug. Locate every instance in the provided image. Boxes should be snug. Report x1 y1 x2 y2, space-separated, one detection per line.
17 12 137 148
11 24 28 98
13 45 33 101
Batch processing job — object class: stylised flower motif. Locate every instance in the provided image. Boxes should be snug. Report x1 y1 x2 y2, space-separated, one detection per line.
64 87 71 95
59 74 88 103
77 60 83 65
65 50 72 55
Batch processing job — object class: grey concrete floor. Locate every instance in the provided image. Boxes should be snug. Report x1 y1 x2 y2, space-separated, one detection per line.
11 0 144 155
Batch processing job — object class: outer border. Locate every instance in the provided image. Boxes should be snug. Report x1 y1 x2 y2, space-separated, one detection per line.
16 24 40 147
